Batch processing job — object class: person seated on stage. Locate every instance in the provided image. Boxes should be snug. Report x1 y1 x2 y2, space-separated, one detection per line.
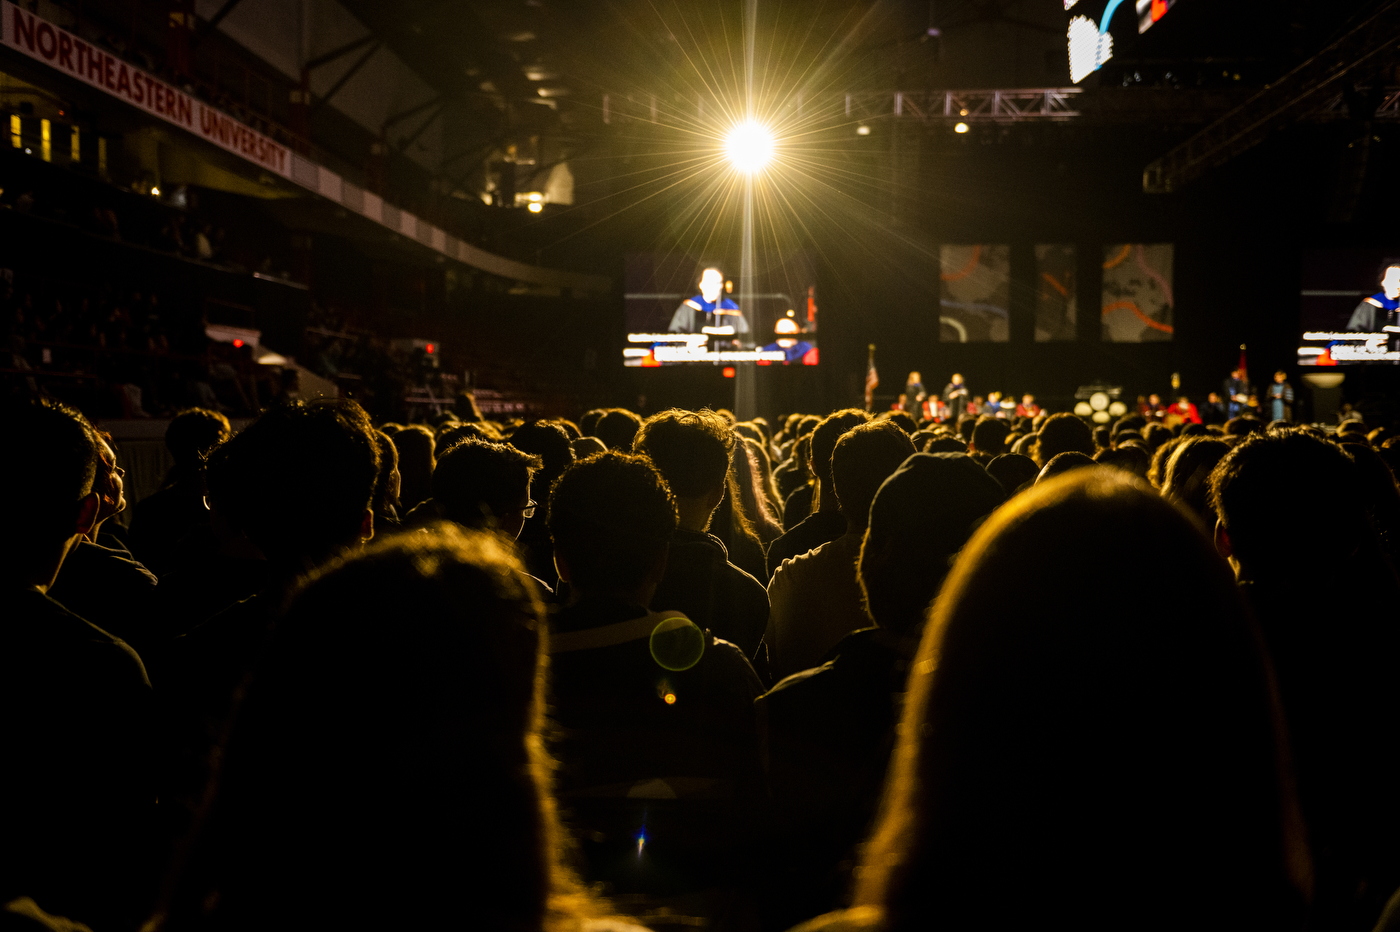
1 398 157 931
1346 261 1400 333
1032 412 1095 468
760 317 817 364
1139 393 1166 420
1016 393 1042 418
822 471 1308 932
1212 429 1400 928
756 452 1005 929
128 407 231 575
1164 395 1201 425
635 409 769 661
1201 391 1229 426
766 409 870 580
668 267 750 336
764 421 916 682
544 452 765 897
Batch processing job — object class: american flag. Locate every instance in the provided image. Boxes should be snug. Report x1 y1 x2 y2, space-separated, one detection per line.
864 347 879 411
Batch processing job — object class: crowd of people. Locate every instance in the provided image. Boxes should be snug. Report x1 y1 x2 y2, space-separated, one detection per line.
5 387 1400 932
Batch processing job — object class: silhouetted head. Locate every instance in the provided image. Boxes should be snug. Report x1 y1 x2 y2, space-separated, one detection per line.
810 409 870 488
165 407 231 468
1035 413 1094 467
985 453 1039 495
859 452 1005 637
173 525 577 932
1211 428 1364 582
433 439 542 538
594 408 643 451
970 416 1010 457
1037 450 1095 483
633 408 734 499
855 470 1308 929
0 397 101 584
831 421 918 529
208 399 379 566
548 452 677 600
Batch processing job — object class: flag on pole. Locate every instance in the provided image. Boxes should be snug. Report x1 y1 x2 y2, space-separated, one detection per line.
864 344 879 411
1238 343 1248 379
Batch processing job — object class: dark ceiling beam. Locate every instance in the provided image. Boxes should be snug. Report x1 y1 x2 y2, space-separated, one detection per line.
309 41 383 116
191 0 246 48
305 33 381 72
384 96 443 131
394 103 445 151
1143 0 1400 193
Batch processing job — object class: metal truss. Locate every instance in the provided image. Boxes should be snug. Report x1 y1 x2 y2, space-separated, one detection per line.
598 88 1082 126
1143 0 1400 193
1315 86 1400 119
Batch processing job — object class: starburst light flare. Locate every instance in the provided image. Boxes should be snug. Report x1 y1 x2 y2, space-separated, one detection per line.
724 120 775 174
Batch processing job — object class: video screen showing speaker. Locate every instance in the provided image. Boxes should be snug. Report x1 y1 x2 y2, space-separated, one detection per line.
623 252 818 367
1298 249 1400 366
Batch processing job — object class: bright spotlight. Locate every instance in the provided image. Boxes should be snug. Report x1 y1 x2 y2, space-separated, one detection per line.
856 124 871 136
527 201 543 213
724 120 774 174
954 122 970 134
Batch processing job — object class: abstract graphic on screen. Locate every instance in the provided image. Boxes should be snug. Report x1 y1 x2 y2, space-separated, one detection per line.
940 244 1009 342
1035 244 1077 341
1101 243 1173 342
1297 249 1400 365
623 253 818 367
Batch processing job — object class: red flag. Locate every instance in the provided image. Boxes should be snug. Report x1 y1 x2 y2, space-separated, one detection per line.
1238 344 1248 379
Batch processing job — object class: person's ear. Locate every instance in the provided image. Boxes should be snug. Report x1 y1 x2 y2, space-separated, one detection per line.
1213 519 1233 560
75 492 100 539
359 509 374 544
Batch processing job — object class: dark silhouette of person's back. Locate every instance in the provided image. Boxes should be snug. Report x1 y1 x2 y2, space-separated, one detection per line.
0 398 157 930
1212 428 1400 930
634 409 769 660
545 452 765 897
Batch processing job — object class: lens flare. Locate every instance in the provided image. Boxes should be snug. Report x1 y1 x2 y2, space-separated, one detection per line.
724 120 774 174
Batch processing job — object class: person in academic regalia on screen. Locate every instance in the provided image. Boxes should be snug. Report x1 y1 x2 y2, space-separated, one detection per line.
668 267 750 335
759 317 816 364
1346 263 1400 333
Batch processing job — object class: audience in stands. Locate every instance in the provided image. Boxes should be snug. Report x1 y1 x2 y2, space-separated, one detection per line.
8 379 1400 932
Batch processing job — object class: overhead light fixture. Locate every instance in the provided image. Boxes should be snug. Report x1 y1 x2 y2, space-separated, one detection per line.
856 124 871 136
528 201 543 213
724 120 774 174
954 122 969 133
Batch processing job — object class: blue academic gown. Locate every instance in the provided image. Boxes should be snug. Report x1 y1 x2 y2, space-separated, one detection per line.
669 295 750 334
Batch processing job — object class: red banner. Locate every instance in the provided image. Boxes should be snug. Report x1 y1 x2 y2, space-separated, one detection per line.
3 6 290 179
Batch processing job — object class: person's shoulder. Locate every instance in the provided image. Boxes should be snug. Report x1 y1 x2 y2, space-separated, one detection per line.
4 589 149 684
785 907 885 932
758 659 833 705
703 635 764 694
